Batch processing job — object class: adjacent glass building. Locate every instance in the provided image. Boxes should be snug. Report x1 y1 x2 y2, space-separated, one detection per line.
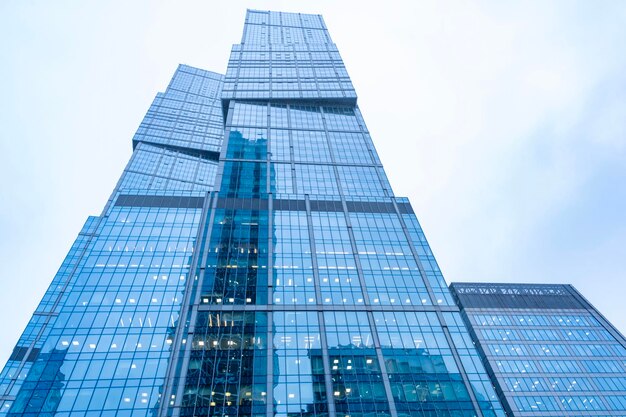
0 9 512 417
450 283 626 416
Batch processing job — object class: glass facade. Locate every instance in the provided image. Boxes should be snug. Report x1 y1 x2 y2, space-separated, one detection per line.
450 283 626 417
0 9 507 417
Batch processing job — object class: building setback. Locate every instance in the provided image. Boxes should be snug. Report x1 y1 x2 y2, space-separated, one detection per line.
450 282 626 416
0 9 512 417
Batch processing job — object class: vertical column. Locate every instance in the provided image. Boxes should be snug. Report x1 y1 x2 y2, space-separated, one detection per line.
265 196 274 417
366 311 399 417
304 196 336 416
287 104 297 194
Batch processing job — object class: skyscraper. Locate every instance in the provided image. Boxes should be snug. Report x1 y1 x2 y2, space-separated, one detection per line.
0 10 506 417
449 282 626 416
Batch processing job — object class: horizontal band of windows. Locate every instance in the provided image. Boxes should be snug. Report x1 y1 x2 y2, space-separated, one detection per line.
214 197 413 214
455 294 585 310
133 140 221 162
9 346 39 362
174 65 224 80
195 304 460 313
166 86 223 100
222 97 357 110
113 195 413 213
151 93 222 108
115 195 205 209
222 159 382 168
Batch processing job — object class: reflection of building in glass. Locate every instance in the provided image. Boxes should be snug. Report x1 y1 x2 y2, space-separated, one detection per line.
7 348 67 415
450 283 626 417
181 311 268 416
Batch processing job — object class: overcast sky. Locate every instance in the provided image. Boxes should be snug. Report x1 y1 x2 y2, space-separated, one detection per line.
1 1 626 364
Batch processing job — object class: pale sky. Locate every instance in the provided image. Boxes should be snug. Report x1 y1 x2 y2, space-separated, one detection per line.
1 1 626 364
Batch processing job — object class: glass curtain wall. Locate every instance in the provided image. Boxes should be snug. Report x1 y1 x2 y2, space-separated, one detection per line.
165 10 505 417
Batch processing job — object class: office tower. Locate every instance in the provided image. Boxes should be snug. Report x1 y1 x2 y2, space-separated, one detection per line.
449 282 626 417
0 9 507 417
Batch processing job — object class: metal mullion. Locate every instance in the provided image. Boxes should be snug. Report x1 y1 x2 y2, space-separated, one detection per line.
265 310 274 416
304 195 336 416
286 104 297 194
367 311 399 417
265 191 274 416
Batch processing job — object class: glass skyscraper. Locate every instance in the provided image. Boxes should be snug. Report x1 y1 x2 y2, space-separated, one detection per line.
0 9 509 417
450 283 626 416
